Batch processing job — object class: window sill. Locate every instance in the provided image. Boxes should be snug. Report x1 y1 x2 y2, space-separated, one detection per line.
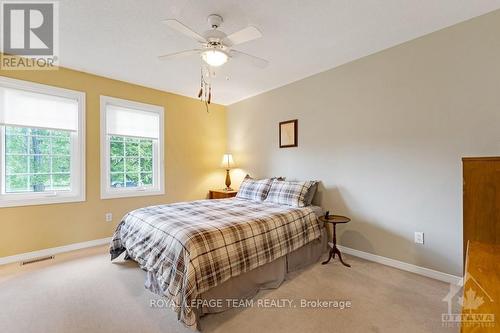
100 188 165 200
0 193 85 208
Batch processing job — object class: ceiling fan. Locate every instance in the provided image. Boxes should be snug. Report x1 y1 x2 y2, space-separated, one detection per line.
159 14 269 69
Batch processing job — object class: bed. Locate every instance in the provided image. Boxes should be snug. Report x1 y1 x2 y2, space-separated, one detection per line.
110 197 326 330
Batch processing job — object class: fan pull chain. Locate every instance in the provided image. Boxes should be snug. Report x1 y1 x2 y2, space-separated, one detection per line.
198 65 213 112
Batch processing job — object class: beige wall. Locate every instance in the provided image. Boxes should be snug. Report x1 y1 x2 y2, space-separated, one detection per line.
0 67 227 257
228 10 500 276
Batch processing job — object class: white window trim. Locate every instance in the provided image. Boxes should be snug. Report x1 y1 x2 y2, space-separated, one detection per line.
0 76 86 208
100 96 164 199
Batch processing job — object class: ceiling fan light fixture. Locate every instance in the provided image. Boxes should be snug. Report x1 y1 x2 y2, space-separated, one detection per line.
201 49 228 67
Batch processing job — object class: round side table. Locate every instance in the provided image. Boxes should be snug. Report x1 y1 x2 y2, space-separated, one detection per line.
320 215 351 267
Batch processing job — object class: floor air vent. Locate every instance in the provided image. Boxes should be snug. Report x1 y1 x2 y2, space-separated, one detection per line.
21 255 54 266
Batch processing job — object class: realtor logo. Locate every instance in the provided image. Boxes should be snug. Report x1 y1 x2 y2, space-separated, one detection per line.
1 1 59 70
442 273 495 329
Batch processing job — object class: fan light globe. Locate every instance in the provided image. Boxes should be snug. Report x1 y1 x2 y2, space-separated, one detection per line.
201 49 228 67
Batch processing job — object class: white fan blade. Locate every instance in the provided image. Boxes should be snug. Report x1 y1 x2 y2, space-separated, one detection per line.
231 50 269 69
225 26 262 46
158 49 201 61
163 19 207 43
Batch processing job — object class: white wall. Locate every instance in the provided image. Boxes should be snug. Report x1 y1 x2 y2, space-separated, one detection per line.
227 10 500 276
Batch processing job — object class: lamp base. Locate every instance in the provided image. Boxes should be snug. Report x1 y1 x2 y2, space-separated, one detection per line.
225 169 232 191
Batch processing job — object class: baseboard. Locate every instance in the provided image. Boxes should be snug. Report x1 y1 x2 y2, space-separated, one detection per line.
0 237 112 266
0 238 462 285
337 244 462 285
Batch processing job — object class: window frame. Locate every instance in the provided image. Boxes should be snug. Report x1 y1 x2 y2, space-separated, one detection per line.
0 76 86 208
100 96 164 199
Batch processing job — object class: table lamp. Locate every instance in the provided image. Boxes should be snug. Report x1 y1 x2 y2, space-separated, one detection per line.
221 153 235 191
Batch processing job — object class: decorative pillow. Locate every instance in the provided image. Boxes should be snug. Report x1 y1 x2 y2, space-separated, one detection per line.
264 180 316 207
303 181 318 206
236 175 273 201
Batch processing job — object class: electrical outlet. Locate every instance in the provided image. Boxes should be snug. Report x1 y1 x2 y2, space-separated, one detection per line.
414 232 424 244
105 213 113 222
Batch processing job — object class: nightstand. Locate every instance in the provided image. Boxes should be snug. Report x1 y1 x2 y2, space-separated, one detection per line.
209 189 237 199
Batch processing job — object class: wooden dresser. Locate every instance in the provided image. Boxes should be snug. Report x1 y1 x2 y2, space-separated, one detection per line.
462 157 500 263
461 241 500 333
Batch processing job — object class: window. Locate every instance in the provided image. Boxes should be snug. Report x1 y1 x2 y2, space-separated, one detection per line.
5 127 71 192
100 96 164 199
0 77 85 207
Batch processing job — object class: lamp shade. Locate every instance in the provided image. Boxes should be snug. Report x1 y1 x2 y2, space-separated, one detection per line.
221 154 235 169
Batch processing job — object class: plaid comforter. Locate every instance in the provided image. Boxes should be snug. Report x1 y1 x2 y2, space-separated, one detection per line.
110 198 322 329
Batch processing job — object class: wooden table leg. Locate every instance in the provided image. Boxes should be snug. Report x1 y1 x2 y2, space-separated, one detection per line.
334 246 351 267
322 246 335 265
322 222 351 267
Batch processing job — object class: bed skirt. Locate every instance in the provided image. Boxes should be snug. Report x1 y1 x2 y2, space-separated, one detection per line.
196 226 328 319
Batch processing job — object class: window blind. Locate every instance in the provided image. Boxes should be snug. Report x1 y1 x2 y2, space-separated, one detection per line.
0 87 79 131
106 105 160 139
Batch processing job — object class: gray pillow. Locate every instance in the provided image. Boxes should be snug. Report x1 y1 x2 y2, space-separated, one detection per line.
303 181 318 206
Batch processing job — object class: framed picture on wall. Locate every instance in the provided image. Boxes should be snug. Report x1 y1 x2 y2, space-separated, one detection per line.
279 119 298 148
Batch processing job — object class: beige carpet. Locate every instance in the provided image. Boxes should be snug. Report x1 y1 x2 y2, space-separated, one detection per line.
0 245 456 333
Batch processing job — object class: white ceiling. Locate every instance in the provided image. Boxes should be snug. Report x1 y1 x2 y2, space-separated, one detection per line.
60 0 500 105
